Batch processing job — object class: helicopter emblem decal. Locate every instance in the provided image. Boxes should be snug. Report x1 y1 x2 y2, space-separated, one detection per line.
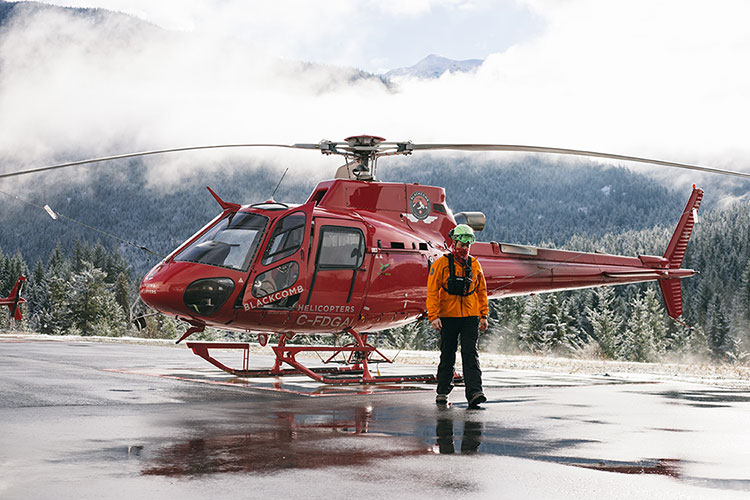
406 190 437 223
409 191 431 220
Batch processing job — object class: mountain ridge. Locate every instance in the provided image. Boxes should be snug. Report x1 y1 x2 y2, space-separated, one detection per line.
384 54 484 80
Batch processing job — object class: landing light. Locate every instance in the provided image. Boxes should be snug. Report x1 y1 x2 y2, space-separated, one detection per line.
183 278 235 316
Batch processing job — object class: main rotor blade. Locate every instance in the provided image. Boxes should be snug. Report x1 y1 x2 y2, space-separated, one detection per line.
408 144 750 179
0 144 302 180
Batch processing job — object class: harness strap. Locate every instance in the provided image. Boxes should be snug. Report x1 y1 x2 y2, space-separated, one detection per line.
442 253 477 296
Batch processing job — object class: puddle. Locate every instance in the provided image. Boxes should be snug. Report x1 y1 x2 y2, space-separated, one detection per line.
576 458 680 477
107 368 434 397
99 403 687 481
652 389 750 408
142 406 433 476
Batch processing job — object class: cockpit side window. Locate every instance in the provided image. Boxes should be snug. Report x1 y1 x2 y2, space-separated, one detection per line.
174 212 268 272
316 227 365 269
261 212 306 266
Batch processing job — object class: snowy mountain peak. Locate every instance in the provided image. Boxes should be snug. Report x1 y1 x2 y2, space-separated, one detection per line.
384 54 483 80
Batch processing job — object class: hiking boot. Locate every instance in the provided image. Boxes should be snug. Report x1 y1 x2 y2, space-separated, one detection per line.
468 392 487 408
436 394 448 405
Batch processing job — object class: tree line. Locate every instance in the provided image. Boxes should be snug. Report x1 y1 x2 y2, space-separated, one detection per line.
382 199 750 365
0 159 696 276
1 160 748 365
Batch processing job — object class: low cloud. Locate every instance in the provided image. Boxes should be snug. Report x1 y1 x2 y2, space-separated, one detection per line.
1 1 748 192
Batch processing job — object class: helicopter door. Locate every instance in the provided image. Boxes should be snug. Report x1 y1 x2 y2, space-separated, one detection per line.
303 218 369 318
241 203 314 311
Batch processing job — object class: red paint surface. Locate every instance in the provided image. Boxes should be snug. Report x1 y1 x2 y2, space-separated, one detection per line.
139 180 702 339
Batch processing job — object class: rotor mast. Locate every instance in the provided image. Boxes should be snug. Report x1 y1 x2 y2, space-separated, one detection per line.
320 135 388 181
297 135 414 181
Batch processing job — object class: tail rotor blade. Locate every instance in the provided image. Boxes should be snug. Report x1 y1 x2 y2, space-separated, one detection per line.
10 296 22 321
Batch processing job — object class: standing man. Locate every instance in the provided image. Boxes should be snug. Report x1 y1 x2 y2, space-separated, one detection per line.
427 224 489 408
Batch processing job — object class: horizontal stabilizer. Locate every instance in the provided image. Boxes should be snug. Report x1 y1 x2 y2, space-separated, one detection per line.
602 271 662 279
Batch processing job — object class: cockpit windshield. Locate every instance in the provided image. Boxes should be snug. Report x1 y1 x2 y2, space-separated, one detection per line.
174 212 268 271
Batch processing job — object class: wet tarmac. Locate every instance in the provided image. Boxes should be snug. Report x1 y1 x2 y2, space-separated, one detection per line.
1 335 749 499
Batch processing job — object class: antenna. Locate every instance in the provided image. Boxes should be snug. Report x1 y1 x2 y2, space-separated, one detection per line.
270 168 289 200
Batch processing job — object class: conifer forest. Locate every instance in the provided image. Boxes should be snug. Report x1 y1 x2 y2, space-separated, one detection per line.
1 159 748 365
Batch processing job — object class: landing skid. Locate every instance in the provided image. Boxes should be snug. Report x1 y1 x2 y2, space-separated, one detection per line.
186 328 442 385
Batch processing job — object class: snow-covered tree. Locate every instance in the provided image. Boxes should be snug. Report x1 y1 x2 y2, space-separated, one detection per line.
740 262 750 324
519 295 545 352
705 297 731 361
619 292 658 362
519 294 582 355
67 261 126 336
643 288 668 355
586 286 622 359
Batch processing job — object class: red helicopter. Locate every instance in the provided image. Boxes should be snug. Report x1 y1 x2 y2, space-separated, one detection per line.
1 276 26 322
3 136 749 383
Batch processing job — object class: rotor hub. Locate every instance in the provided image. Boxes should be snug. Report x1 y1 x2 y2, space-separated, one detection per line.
322 135 393 181
344 135 386 147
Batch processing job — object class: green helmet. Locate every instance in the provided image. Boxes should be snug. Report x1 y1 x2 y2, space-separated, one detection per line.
449 224 476 244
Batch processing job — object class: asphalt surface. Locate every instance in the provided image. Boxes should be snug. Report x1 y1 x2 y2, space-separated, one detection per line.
1 334 749 499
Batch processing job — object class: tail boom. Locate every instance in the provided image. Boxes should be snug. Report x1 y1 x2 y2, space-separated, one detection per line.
473 187 703 319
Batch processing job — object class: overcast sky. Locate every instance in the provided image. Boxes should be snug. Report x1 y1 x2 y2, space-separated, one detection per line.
3 0 750 189
20 0 543 72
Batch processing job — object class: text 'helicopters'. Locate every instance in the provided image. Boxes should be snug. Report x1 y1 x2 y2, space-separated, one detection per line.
4 135 747 383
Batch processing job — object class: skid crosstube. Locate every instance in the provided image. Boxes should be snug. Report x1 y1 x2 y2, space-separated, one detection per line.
185 329 441 385
186 341 359 378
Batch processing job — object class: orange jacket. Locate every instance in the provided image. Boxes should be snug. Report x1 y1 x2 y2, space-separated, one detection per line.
426 254 489 321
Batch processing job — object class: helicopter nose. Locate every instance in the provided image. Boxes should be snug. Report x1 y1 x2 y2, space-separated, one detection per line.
140 263 175 312
139 261 236 317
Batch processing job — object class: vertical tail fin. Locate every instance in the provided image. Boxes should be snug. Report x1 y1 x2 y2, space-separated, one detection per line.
663 187 703 269
658 279 683 319
7 276 26 321
658 187 703 319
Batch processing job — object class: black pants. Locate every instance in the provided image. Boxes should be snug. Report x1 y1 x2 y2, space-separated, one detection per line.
436 316 483 399
436 417 483 454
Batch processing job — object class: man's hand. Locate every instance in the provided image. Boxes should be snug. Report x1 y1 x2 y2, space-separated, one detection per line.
431 318 442 330
480 317 488 331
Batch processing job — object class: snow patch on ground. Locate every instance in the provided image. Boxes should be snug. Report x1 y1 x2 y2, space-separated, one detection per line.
3 332 748 388
390 349 750 388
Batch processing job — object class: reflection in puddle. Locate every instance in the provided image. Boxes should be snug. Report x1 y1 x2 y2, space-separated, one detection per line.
435 417 482 454
654 389 750 408
142 406 431 476
579 458 680 477
136 403 684 481
430 411 681 478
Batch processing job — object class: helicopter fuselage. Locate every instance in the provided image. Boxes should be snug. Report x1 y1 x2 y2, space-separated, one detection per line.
138 178 700 335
